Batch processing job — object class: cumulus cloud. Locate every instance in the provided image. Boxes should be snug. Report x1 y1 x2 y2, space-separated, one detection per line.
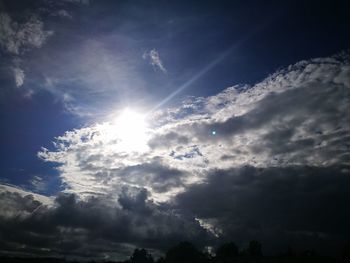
143 49 167 73
39 52 350 199
0 189 43 219
27 52 350 257
0 187 210 260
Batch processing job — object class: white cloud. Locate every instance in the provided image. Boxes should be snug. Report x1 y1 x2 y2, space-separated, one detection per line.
143 49 167 73
13 66 25 87
38 53 350 204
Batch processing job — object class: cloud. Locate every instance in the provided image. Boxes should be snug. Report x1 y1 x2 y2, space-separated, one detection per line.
0 0 88 90
31 37 150 117
0 13 53 55
0 10 53 89
0 189 43 219
13 66 25 87
174 165 350 254
39 52 350 198
42 0 90 17
61 0 90 5
0 184 53 205
56 10 73 19
29 176 47 192
143 49 167 73
0 187 211 260
31 51 350 257
2 3 163 115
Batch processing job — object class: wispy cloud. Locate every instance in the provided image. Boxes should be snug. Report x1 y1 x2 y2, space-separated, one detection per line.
12 66 25 87
0 12 53 89
0 13 53 55
29 175 47 192
62 0 91 5
143 49 167 73
0 0 88 90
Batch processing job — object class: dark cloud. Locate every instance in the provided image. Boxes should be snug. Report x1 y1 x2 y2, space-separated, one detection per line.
118 162 186 193
0 191 42 219
175 165 350 254
0 190 212 260
148 132 190 150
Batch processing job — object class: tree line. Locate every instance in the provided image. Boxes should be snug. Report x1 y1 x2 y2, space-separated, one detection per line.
1 241 350 263
124 240 350 263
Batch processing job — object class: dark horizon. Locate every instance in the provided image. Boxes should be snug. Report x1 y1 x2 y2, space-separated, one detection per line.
1 240 350 262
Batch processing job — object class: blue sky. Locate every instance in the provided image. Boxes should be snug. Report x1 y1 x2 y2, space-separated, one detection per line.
0 0 350 260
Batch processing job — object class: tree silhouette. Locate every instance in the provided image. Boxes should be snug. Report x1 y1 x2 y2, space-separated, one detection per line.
155 256 165 263
285 246 295 257
130 248 154 263
165 241 207 263
215 242 239 262
247 240 262 257
342 243 350 263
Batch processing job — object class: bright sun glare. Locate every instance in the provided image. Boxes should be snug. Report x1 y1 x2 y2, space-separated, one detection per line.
111 108 149 152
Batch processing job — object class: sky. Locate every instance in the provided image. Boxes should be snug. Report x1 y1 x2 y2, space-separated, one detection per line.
0 0 350 260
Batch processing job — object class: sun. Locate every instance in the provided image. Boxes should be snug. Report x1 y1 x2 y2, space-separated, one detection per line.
111 108 149 152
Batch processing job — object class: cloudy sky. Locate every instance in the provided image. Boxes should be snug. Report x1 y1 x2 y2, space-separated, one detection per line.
0 0 350 260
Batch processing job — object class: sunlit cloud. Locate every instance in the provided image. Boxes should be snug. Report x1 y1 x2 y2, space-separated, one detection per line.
38 54 350 204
